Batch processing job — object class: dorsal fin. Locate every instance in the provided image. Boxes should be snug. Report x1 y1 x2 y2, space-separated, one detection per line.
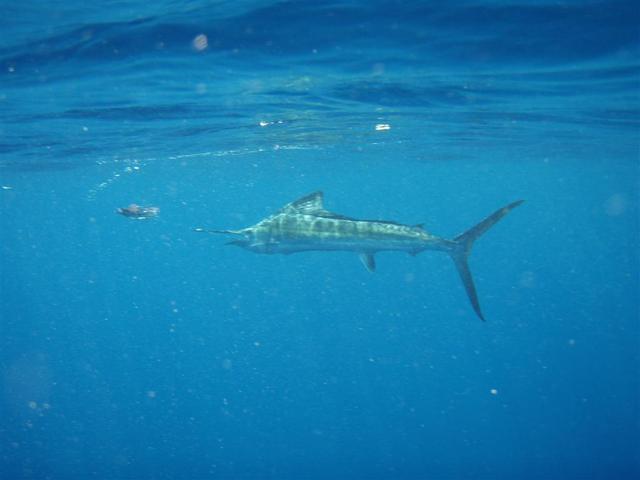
280 191 324 214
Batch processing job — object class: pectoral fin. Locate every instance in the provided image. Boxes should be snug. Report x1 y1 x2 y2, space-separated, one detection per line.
359 253 376 272
226 240 249 247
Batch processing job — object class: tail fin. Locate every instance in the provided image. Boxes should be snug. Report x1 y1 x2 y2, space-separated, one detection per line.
449 200 524 321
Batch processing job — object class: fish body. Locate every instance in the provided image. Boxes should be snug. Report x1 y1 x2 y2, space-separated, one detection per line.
117 204 159 219
240 211 452 255
195 192 523 320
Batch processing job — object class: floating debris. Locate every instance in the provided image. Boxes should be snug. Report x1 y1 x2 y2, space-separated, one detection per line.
192 34 208 51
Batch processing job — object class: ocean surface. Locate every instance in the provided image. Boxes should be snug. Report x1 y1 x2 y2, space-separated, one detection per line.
1 1 639 479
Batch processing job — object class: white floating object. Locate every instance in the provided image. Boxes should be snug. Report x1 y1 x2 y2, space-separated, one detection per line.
375 123 391 131
192 34 208 51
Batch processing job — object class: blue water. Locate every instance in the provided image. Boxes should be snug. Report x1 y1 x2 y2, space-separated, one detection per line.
1 1 639 479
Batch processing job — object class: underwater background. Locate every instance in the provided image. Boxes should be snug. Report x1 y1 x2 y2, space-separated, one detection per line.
1 1 639 479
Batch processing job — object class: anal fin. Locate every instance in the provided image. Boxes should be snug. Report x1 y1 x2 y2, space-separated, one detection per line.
359 253 376 272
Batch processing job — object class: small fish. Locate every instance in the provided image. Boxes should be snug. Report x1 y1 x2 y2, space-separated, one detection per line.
195 192 524 320
117 204 159 219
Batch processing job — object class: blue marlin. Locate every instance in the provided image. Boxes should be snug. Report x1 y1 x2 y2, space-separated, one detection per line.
195 192 523 320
